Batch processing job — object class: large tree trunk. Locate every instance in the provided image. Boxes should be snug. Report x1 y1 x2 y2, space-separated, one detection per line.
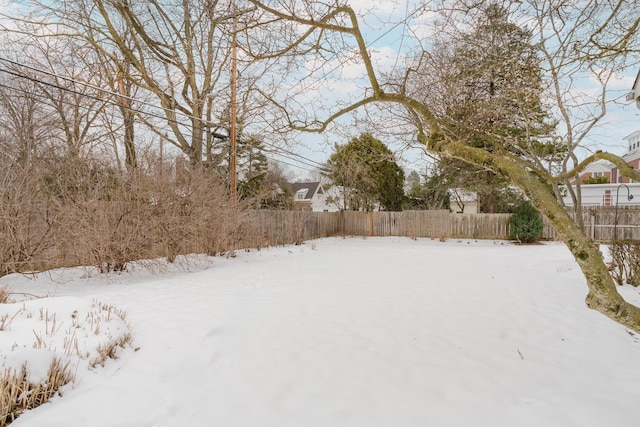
445 141 640 333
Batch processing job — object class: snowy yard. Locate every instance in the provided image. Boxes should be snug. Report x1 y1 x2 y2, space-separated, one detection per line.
2 237 640 427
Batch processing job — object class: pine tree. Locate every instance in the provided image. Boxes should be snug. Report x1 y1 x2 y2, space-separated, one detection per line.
327 133 405 211
432 4 558 212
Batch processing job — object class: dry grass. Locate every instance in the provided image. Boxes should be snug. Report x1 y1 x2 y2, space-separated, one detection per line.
0 358 72 427
0 286 10 304
1 297 132 425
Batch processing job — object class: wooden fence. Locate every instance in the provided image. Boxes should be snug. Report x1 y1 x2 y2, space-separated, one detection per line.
7 207 638 275
572 206 640 241
243 210 538 245
245 207 640 246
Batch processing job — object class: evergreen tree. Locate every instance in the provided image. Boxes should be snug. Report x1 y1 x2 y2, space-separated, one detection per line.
404 169 451 210
327 133 405 211
509 200 544 243
208 130 271 202
431 4 557 212
236 135 269 200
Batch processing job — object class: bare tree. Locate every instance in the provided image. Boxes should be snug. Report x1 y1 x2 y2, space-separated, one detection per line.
12 0 260 167
245 0 640 331
0 34 123 163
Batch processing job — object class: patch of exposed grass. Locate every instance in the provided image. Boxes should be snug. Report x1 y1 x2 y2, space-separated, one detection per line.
0 286 10 304
0 358 72 427
1 297 132 425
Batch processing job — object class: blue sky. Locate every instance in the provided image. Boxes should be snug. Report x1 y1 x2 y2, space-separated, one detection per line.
278 1 640 180
1 0 638 180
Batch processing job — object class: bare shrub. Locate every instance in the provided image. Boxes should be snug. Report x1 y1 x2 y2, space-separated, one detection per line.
50 156 154 272
0 358 72 427
608 241 640 286
0 144 266 275
0 162 58 278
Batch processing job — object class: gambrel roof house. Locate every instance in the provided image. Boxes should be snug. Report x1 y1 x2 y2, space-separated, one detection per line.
288 182 325 211
289 182 342 212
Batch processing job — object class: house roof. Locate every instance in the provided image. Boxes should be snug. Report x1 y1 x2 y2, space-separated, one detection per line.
628 68 640 108
580 160 615 174
290 182 324 201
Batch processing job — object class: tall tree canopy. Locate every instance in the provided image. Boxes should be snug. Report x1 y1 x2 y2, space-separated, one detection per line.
327 133 405 211
17 0 259 167
417 4 558 212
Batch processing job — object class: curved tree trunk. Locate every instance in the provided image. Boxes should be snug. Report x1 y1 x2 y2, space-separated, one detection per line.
445 141 640 333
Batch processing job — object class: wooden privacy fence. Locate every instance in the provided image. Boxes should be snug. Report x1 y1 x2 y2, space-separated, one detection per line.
573 206 640 242
6 206 638 276
243 210 553 245
245 208 640 246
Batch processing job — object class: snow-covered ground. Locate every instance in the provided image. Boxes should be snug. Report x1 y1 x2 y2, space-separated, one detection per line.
2 237 640 427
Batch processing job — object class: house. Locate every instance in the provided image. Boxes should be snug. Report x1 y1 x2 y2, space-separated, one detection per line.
289 182 341 212
611 131 640 184
572 160 615 184
317 185 348 212
449 188 478 214
562 183 640 207
562 128 640 207
627 68 640 109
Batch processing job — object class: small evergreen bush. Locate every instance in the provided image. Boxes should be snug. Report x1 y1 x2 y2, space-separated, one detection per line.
509 200 543 243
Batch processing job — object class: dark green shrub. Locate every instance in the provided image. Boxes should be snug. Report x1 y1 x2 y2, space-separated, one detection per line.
509 200 543 243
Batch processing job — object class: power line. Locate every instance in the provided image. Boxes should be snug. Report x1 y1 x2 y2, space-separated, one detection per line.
265 154 317 173
0 59 327 172
0 56 227 130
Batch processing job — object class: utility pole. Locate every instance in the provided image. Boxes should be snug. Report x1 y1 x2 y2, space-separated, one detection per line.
230 5 238 204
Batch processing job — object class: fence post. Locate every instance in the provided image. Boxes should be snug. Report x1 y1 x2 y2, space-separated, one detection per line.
369 211 373 236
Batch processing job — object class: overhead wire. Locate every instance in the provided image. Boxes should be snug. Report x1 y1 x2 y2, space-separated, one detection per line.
1 4 425 174
0 59 217 136
0 2 427 174
0 57 326 172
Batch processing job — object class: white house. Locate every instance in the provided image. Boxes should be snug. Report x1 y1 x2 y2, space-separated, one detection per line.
289 182 342 212
564 128 640 207
627 68 640 109
290 182 324 211
562 183 640 207
448 188 478 214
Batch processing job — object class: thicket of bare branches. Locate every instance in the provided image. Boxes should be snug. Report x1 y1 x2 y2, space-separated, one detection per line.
0 9 269 277
0 143 263 277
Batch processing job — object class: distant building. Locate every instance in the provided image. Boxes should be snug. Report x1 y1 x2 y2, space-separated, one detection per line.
562 183 640 207
563 132 640 207
289 182 342 212
627 68 640 109
572 160 615 184
563 70 640 207
449 189 478 214
611 131 640 184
